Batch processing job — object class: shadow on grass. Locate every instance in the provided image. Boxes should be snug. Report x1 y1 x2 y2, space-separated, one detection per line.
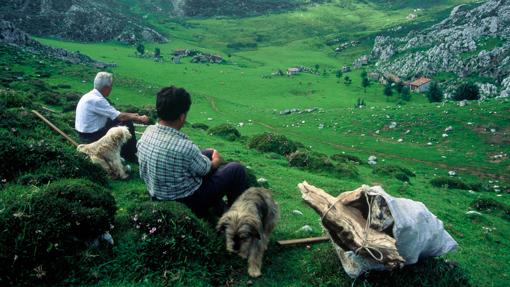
302 246 471 287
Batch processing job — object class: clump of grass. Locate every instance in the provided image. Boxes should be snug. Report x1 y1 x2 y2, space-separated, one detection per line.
470 198 510 220
0 179 116 286
191 122 210 130
248 132 302 156
126 201 235 285
373 164 415 182
209 124 241 141
0 89 33 109
288 150 359 179
430 177 481 191
331 153 362 164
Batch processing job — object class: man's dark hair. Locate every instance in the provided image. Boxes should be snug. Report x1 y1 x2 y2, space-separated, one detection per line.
156 86 191 121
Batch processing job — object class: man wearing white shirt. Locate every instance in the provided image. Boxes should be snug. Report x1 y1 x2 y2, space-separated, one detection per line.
75 72 150 162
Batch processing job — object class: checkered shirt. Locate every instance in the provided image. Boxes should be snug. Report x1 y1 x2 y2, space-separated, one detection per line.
137 124 211 200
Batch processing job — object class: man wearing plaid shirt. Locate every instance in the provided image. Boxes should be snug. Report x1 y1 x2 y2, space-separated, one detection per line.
137 86 247 217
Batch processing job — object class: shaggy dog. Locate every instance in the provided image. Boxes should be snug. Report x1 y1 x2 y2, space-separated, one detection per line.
217 187 279 277
77 126 132 179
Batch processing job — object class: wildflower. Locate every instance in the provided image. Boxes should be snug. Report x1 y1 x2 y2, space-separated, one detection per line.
133 214 138 222
142 234 147 241
149 227 157 234
33 265 46 279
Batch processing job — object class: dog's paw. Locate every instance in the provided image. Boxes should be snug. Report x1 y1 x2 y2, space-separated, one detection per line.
248 267 261 278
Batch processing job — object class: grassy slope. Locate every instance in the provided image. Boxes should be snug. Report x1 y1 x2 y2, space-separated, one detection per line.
30 0 510 286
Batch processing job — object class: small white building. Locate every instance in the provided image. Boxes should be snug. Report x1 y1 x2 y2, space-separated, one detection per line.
410 77 431 93
287 67 300 75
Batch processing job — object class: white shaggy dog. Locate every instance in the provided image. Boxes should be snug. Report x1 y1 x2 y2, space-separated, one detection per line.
77 126 132 179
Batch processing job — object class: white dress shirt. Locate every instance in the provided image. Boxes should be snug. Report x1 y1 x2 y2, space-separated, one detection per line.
75 89 121 133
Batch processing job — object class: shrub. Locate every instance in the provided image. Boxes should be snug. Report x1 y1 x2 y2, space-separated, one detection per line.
62 101 77 112
331 153 362 164
209 124 241 141
248 132 302 156
288 150 359 178
0 129 107 186
427 81 443 102
191 122 210 130
373 165 415 182
470 198 509 220
430 177 481 191
40 91 62 106
452 83 480 101
128 201 233 285
0 180 116 285
0 89 32 109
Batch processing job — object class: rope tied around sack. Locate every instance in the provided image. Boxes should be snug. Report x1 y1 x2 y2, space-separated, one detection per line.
321 185 384 262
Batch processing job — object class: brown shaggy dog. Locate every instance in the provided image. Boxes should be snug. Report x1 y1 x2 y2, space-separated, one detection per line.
217 187 279 277
77 126 132 179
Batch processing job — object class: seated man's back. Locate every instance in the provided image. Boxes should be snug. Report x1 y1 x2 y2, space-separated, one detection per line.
138 124 211 200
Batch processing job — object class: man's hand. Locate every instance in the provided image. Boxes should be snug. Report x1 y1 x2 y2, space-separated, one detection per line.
211 149 222 170
138 115 150 125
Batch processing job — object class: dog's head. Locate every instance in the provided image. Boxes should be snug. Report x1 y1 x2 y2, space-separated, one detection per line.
108 126 132 145
217 211 262 258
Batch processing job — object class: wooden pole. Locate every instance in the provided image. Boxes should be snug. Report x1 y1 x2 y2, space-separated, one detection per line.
32 110 79 147
277 236 330 246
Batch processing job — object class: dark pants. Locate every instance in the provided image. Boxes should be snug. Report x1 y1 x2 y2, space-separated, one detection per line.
77 119 138 163
176 150 248 218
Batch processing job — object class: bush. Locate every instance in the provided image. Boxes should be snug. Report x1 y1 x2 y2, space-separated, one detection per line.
209 124 241 141
0 89 32 109
288 150 359 178
0 180 116 285
248 132 302 156
373 165 415 182
331 153 362 164
40 91 62 106
427 81 443 102
191 122 210 130
452 83 480 101
430 177 481 191
128 201 233 285
0 129 107 186
470 198 509 220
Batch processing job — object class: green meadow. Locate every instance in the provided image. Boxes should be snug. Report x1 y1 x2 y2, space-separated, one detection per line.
5 0 509 285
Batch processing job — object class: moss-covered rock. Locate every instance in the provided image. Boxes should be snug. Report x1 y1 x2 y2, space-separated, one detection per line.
288 150 359 179
209 124 241 141
248 132 302 155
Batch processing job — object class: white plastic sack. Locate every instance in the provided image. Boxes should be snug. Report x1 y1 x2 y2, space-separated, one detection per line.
333 185 458 278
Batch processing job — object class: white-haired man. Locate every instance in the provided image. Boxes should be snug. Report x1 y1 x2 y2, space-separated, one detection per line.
75 72 150 162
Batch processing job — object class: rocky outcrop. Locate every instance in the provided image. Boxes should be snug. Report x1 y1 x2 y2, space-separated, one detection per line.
0 0 167 43
371 0 510 91
0 20 110 68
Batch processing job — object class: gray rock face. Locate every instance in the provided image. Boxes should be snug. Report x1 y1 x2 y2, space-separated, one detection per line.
372 0 510 90
0 0 168 43
0 20 110 68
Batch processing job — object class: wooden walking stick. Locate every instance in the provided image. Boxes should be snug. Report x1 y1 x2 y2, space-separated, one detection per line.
31 110 79 147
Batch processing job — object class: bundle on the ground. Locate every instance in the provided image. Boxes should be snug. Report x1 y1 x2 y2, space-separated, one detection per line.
298 182 458 278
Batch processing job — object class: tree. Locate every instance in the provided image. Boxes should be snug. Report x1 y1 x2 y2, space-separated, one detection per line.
401 86 411 101
427 81 443 102
360 70 367 79
362 77 370 94
452 82 480 101
336 70 343 79
136 43 145 55
344 76 352 85
154 47 161 58
395 81 404 94
384 83 393 101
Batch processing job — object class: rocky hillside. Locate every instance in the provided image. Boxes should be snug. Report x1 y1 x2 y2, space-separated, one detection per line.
122 0 326 17
0 0 167 43
371 0 510 97
0 20 110 68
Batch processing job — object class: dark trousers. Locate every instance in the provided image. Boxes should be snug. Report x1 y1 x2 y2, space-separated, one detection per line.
77 119 138 163
176 150 248 218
